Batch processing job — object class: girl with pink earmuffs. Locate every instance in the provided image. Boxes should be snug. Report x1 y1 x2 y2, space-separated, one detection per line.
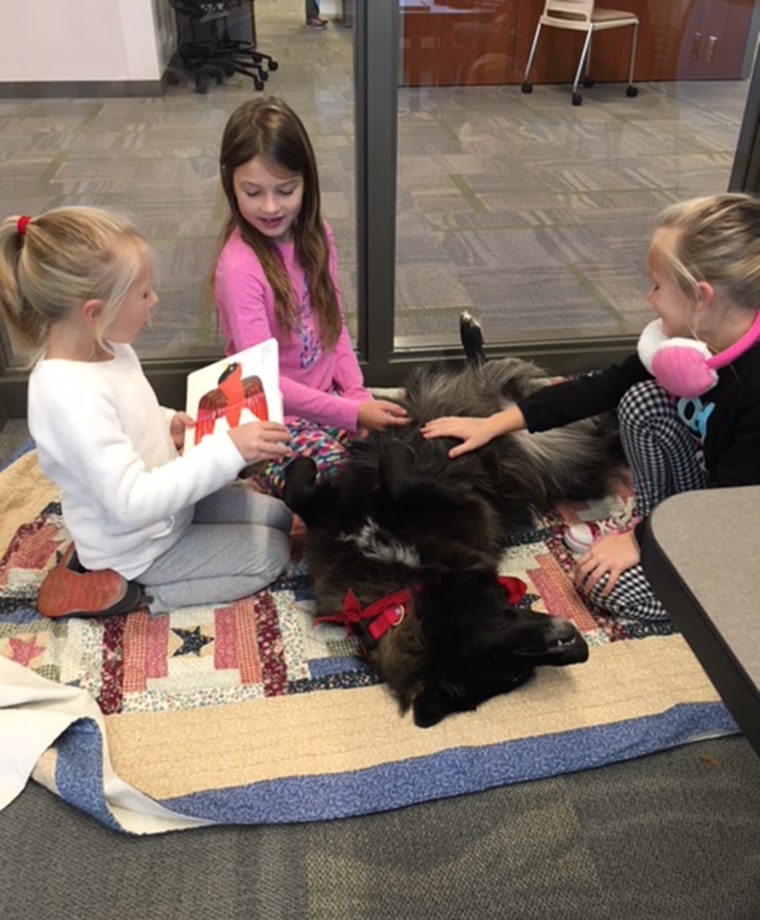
423 193 760 622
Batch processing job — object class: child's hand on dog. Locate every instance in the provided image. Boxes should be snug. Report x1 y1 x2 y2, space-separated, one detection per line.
423 404 527 459
229 421 291 463
358 399 409 431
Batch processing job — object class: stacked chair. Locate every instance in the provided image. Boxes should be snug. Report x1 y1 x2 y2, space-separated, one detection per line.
169 0 278 94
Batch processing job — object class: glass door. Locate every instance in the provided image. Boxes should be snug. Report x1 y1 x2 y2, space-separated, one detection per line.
0 0 359 414
356 0 760 384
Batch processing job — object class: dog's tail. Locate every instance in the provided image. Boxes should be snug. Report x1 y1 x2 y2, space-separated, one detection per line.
460 311 486 367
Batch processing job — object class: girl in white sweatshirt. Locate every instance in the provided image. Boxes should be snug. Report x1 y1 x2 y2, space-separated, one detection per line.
0 206 293 615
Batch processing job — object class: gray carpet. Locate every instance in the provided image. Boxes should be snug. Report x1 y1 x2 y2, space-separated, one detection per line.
1 737 758 920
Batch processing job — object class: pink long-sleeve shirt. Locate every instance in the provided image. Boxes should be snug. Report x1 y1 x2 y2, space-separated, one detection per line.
214 222 370 433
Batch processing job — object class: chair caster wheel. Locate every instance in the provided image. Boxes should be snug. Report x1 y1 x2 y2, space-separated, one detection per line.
521 82 533 94
583 75 594 88
626 85 638 97
572 92 583 106
269 61 279 71
254 78 264 91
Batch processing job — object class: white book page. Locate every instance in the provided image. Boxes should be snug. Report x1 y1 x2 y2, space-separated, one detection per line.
184 338 283 452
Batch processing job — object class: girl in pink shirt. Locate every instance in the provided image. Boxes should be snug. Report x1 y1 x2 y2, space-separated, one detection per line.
214 97 407 494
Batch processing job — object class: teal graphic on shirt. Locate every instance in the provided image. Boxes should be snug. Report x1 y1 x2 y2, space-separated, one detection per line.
677 395 715 442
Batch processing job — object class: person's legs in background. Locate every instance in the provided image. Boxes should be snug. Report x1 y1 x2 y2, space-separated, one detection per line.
305 0 327 28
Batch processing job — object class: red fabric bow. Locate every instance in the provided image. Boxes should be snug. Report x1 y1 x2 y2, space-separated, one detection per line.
314 586 415 641
313 576 529 644
497 575 528 605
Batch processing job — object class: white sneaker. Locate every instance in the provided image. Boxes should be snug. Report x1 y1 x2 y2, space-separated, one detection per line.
564 497 637 554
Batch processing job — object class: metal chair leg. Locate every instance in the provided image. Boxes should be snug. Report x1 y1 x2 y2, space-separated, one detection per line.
572 28 593 94
521 22 543 92
626 22 639 94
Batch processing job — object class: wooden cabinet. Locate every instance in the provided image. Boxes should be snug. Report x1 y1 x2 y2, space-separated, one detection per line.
401 1 517 87
675 0 755 79
400 0 757 87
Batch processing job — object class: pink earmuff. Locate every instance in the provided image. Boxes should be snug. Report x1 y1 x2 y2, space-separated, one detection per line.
638 312 760 398
650 341 716 398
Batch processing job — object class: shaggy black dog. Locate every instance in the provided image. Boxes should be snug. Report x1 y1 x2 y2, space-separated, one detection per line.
284 314 621 727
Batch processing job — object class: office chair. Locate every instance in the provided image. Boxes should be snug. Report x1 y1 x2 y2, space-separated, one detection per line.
169 0 278 94
521 0 638 106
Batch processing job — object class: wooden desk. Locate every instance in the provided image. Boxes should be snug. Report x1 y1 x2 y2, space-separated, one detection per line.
401 0 757 87
640 488 760 758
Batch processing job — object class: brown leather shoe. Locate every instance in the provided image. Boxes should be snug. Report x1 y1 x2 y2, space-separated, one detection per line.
37 543 147 619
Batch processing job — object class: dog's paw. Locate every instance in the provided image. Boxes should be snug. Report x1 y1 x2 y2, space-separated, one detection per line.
412 682 462 728
282 456 318 511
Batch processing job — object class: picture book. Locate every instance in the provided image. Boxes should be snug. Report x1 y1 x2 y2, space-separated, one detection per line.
184 338 283 453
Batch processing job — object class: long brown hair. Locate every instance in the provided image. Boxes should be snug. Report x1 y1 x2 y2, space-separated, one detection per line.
216 97 340 349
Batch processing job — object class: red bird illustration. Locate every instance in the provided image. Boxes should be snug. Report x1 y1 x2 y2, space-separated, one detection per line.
194 362 269 445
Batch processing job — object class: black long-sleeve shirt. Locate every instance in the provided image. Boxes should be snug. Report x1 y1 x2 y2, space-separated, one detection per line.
517 348 760 489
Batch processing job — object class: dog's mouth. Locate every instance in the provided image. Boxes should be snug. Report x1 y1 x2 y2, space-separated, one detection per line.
514 625 589 664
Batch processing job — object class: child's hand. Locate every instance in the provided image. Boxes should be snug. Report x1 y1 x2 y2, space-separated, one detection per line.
573 531 640 597
421 416 500 458
228 420 291 464
358 399 409 431
170 412 196 451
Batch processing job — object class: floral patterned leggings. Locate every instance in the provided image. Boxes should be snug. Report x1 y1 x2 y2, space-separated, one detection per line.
248 417 353 497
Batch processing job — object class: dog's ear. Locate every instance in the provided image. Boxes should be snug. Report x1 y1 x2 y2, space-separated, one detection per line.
412 682 464 728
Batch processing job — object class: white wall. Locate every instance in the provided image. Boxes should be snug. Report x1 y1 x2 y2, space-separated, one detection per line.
0 0 166 83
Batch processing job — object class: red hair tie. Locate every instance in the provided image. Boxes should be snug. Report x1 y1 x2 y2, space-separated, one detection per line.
17 215 32 237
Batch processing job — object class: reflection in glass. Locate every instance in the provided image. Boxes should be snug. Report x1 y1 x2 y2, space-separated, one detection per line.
395 0 756 347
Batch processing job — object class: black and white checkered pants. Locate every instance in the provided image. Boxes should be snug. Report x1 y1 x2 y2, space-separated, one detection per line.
584 380 709 621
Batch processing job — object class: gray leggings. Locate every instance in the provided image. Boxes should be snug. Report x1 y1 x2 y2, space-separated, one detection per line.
584 380 708 621
138 483 292 614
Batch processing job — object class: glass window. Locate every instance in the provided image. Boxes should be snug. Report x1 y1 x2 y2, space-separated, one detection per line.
394 0 758 349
